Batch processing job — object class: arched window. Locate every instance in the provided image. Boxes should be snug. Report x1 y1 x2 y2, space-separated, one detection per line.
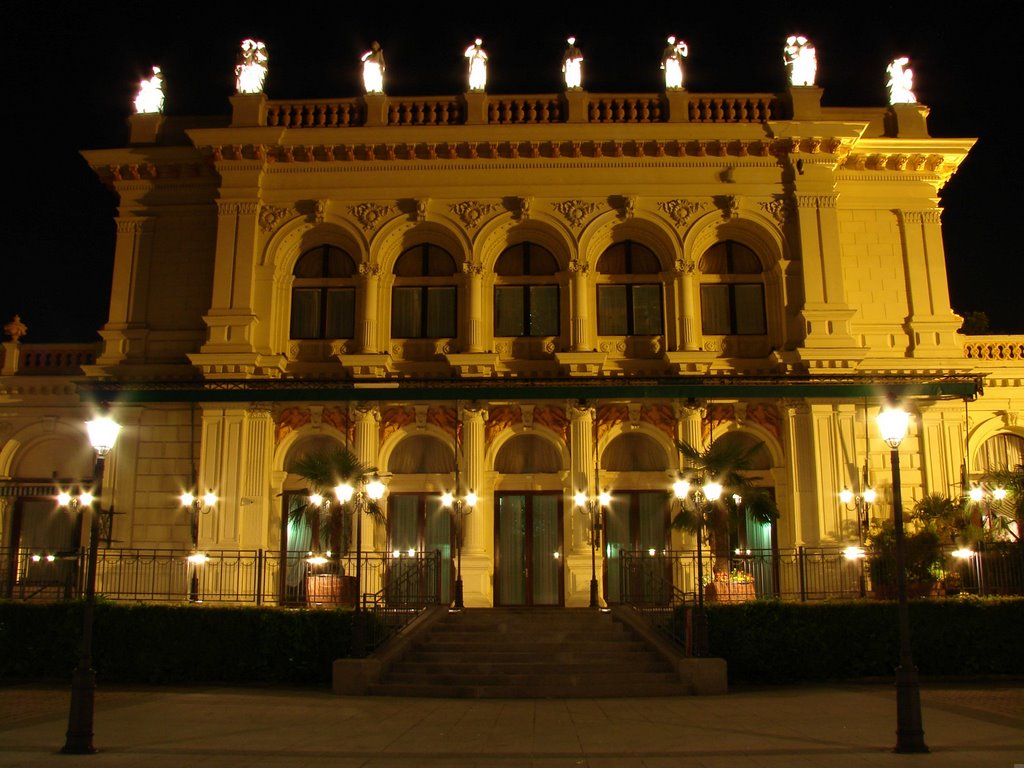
596 240 663 336
699 240 766 335
289 245 357 339
975 433 1024 473
494 242 560 337
391 244 458 338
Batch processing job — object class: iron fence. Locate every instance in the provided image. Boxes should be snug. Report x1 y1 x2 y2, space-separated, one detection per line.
619 543 1024 606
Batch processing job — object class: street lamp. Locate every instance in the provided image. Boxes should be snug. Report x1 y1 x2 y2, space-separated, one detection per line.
180 490 216 602
63 415 120 754
876 403 928 754
574 489 607 608
673 476 719 657
441 488 476 610
337 473 384 656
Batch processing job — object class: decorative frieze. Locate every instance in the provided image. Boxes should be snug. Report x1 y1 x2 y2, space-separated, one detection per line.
258 204 293 232
760 197 794 225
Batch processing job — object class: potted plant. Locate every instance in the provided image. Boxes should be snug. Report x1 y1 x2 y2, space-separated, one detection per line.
866 518 943 599
290 446 385 606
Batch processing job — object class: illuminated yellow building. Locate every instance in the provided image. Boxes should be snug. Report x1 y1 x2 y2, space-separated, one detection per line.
1 77 1021 607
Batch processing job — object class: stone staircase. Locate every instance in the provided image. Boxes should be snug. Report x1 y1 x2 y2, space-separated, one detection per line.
369 607 686 698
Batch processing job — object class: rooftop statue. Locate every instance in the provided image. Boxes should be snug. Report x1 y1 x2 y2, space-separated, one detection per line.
562 37 583 90
784 35 816 87
661 36 688 89
362 41 386 94
134 66 165 114
235 39 269 95
465 38 488 91
887 56 917 104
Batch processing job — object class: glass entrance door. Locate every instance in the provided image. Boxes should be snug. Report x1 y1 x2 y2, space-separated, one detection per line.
495 493 563 606
389 494 452 605
604 491 670 603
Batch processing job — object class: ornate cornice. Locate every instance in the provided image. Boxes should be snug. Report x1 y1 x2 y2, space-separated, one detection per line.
900 209 943 225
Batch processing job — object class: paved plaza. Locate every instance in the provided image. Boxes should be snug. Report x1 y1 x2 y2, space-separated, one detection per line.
0 682 1021 767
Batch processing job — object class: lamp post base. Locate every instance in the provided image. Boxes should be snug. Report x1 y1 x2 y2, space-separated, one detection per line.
894 664 928 753
589 578 599 608
692 607 709 658
453 578 464 610
62 666 97 754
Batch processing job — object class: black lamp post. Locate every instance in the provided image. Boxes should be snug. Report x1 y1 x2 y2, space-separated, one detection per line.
876 404 928 754
574 490 607 608
674 476 718 657
337 474 384 654
62 415 120 755
180 490 216 602
443 488 476 610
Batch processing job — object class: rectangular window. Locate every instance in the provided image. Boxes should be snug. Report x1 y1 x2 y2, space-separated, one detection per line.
324 288 355 338
700 284 766 335
631 285 663 335
495 285 559 337
291 289 322 339
392 287 423 337
425 286 456 337
597 285 628 335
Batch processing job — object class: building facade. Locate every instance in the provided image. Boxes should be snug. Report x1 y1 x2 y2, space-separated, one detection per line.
2 81 1021 607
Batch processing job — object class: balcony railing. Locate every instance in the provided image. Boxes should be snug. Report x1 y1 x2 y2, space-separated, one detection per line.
962 335 1024 362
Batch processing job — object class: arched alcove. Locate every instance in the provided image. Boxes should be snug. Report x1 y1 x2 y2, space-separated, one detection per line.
12 436 94 480
710 431 773 470
493 434 563 474
388 435 456 474
602 432 669 472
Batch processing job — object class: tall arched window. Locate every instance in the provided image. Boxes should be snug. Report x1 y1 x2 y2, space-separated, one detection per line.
290 245 357 339
391 244 458 338
596 240 663 336
494 242 560 337
699 240 766 335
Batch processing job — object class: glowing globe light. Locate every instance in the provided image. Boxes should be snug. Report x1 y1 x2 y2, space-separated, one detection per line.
308 493 323 507
180 491 195 507
968 487 984 503
465 491 478 507
703 481 723 502
202 492 218 508
598 490 611 507
441 491 455 507
366 477 385 500
876 406 910 448
335 483 354 503
672 479 690 500
839 488 854 505
57 491 73 507
863 489 878 504
574 491 588 507
85 416 121 456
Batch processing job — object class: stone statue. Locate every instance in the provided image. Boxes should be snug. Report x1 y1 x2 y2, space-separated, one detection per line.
134 66 165 114
886 56 917 104
465 38 488 91
562 37 583 90
3 315 27 342
362 41 386 94
235 39 269 94
784 35 816 87
662 36 688 89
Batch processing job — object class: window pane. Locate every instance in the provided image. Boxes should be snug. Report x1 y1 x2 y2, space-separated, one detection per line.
528 285 559 336
627 243 660 274
392 287 422 337
294 251 324 278
325 247 356 277
425 286 456 337
495 286 525 336
495 244 526 276
598 285 628 335
700 285 731 335
389 496 419 552
734 284 766 334
425 245 457 276
291 289 322 338
325 288 355 338
631 285 663 335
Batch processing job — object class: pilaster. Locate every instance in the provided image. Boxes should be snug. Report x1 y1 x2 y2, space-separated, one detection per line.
96 218 155 366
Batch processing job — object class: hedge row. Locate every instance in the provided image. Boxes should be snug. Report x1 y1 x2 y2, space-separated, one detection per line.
692 597 1024 684
0 602 352 686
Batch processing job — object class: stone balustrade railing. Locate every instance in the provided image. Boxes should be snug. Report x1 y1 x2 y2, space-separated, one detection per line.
259 90 791 129
1 342 98 376
962 335 1024 362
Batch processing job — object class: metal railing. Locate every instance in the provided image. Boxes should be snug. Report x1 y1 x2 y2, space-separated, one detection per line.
619 543 1024 607
0 547 443 611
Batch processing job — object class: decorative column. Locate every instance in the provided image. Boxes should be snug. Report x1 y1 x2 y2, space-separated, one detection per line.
239 405 274 548
459 404 489 606
95 218 154 366
357 263 381 353
570 403 596 553
197 405 249 548
793 194 857 354
897 210 963 357
569 258 593 351
782 400 817 546
676 258 698 351
464 262 485 353
352 404 382 548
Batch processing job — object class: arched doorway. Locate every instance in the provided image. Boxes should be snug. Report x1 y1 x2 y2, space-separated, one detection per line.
601 432 671 603
493 433 564 606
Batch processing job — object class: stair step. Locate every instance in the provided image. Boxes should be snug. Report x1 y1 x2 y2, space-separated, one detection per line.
370 608 685 699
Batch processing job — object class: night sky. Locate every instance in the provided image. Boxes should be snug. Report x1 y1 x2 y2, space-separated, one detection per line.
4 2 1017 343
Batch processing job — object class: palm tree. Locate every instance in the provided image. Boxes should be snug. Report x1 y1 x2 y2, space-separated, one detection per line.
979 464 1023 541
290 446 385 557
671 436 779 573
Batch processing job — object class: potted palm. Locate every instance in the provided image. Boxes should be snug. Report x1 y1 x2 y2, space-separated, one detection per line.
290 446 385 606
